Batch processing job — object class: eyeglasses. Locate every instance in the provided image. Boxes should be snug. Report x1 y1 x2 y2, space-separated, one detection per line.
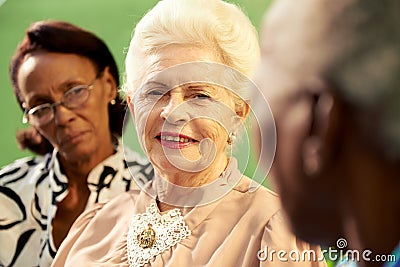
22 75 100 126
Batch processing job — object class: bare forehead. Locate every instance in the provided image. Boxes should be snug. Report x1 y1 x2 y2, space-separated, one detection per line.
153 45 220 66
136 46 220 80
19 52 96 78
17 52 98 101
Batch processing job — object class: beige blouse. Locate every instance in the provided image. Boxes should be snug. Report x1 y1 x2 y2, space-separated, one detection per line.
52 159 326 267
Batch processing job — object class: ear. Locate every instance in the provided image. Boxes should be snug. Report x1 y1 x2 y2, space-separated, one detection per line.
102 66 118 102
301 81 342 177
236 102 250 121
127 95 135 121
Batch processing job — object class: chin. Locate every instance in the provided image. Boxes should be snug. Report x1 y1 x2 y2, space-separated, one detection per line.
60 145 98 163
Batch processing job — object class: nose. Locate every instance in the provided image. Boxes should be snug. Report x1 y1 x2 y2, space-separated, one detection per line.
160 93 190 125
53 104 75 126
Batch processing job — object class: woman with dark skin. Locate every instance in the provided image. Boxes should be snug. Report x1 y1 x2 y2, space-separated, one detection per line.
0 20 152 267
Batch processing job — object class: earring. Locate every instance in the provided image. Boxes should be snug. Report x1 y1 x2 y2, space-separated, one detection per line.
110 99 116 105
227 132 236 145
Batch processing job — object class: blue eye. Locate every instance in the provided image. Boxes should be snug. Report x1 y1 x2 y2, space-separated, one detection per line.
147 90 164 96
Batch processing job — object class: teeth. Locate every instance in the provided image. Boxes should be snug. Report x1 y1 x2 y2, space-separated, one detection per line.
160 135 192 142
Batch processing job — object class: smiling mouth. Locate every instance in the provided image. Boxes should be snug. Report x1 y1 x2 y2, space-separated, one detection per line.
156 132 198 149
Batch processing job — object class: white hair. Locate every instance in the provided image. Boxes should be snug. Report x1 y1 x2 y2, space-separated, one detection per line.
124 0 260 103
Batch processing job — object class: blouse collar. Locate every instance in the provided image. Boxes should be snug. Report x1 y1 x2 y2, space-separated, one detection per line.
48 138 124 203
145 157 243 208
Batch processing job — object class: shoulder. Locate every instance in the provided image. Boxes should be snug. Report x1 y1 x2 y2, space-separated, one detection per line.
64 190 140 238
209 176 282 232
99 189 141 211
0 154 50 186
122 145 148 165
232 176 281 216
122 145 153 184
260 210 327 266
231 178 291 241
81 190 141 223
0 155 44 175
62 190 141 242
53 190 143 266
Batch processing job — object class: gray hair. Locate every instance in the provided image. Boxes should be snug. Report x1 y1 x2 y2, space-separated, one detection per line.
265 0 400 161
327 0 400 161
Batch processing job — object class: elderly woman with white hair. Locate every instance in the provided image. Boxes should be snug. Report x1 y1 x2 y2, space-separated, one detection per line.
52 0 326 266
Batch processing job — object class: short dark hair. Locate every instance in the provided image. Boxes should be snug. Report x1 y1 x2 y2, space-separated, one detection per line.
10 20 126 154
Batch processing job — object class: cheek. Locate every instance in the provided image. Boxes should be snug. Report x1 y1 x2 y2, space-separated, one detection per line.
78 93 110 128
272 100 311 192
134 101 160 150
36 125 56 145
197 120 228 148
185 99 238 131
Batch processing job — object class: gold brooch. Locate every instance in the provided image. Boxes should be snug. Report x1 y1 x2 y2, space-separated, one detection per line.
127 203 191 267
137 224 156 248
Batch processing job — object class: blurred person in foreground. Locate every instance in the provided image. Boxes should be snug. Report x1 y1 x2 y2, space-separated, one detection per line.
254 0 400 266
51 0 326 266
0 20 152 267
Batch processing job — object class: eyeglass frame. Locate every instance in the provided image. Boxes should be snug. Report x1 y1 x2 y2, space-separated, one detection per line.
22 72 102 126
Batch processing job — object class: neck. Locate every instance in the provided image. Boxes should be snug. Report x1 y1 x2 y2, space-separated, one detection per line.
157 201 179 213
58 140 115 185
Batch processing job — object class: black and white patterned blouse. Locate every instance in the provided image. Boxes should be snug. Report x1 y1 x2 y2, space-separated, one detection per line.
0 140 153 267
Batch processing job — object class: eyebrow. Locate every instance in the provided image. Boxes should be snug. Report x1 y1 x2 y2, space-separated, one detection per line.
185 83 221 94
143 81 168 88
187 83 216 89
26 95 53 108
26 79 88 107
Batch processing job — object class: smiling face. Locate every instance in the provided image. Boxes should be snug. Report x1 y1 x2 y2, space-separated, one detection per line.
142 83 236 174
17 51 116 165
129 45 244 186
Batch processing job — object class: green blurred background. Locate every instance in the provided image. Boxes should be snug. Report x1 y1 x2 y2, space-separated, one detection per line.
0 0 270 167
0 2 338 265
